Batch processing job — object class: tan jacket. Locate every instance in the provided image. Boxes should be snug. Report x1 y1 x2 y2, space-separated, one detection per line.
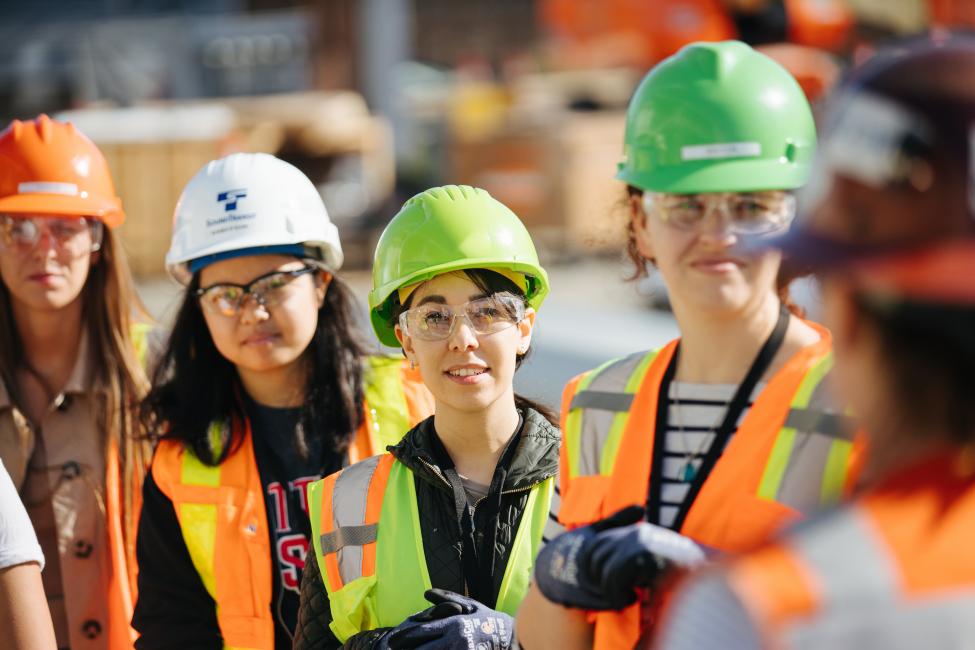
0 332 113 649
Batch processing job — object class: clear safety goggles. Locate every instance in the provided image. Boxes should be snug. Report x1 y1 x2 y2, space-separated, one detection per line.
643 191 796 236
399 292 526 341
196 265 319 317
0 214 103 254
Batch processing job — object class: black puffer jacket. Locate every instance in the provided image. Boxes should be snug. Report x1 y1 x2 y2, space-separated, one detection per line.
293 408 560 649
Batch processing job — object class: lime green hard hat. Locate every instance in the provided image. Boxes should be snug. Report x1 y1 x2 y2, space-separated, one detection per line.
617 40 816 194
369 185 550 347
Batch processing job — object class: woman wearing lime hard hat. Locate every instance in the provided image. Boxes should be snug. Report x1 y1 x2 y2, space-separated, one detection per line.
293 185 558 650
657 35 975 650
132 153 432 649
0 114 153 650
518 41 861 649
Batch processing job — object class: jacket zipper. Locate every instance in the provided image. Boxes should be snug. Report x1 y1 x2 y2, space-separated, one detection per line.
417 457 552 596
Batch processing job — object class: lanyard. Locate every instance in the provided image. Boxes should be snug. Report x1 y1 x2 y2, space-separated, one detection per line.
647 304 790 532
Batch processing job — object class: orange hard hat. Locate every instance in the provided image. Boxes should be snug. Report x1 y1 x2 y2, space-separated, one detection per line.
0 114 124 228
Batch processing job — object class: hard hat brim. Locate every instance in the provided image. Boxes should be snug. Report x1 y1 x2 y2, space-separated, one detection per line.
0 193 124 228
752 227 975 304
616 156 810 194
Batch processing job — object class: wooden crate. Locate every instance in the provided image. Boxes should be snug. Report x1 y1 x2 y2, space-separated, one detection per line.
100 140 226 276
447 110 627 259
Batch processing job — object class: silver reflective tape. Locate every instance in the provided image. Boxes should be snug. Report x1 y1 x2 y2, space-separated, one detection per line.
17 181 79 196
331 455 383 583
319 523 379 555
784 408 855 440
681 142 761 161
570 390 635 413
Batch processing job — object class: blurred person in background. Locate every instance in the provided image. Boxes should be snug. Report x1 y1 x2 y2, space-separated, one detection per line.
294 186 557 650
0 115 153 649
133 153 432 650
0 457 56 650
656 35 975 650
517 41 861 649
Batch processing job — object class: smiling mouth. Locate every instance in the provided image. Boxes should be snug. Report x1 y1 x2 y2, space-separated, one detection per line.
446 367 488 377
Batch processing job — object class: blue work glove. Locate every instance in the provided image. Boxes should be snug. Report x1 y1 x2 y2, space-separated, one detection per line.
385 588 514 650
534 505 708 611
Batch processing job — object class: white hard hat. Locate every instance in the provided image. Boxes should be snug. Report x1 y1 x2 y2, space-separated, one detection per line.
166 152 344 284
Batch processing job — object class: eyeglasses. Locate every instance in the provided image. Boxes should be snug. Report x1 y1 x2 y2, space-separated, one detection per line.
0 214 103 254
399 292 527 341
196 265 319 317
643 191 796 235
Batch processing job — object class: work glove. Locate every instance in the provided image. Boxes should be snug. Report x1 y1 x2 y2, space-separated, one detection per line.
534 505 708 611
384 588 514 649
341 627 395 650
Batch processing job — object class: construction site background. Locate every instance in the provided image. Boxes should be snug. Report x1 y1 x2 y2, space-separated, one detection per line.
2 0 971 278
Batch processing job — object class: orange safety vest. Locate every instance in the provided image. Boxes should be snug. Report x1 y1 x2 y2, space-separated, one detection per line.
150 357 431 649
558 323 862 649
725 450 975 649
106 321 153 649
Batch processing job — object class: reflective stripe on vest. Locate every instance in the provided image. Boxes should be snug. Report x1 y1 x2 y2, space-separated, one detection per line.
153 419 274 650
308 455 554 642
563 337 854 518
560 327 858 650
150 358 431 649
728 454 975 649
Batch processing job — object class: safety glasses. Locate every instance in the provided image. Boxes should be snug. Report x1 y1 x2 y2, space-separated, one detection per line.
0 214 103 254
399 292 526 341
643 191 796 236
196 265 319 317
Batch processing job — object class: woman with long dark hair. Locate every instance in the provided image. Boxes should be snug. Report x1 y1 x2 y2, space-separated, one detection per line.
133 153 432 649
294 185 559 650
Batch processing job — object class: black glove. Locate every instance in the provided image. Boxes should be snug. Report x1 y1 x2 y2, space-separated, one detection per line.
534 505 707 611
341 627 395 650
385 588 514 649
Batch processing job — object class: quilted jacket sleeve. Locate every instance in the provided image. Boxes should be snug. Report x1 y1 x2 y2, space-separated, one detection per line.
294 551 342 649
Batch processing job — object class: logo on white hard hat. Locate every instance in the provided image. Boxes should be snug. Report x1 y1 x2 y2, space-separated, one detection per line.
216 189 247 212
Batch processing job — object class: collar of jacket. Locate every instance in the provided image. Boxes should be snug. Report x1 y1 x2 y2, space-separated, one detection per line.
387 407 560 493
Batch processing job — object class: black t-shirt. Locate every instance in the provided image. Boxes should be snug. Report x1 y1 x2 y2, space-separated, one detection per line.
243 394 345 649
133 401 346 649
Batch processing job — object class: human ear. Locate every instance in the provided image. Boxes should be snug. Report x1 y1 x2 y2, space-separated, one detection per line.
395 323 418 368
315 271 332 307
516 307 536 354
629 194 656 260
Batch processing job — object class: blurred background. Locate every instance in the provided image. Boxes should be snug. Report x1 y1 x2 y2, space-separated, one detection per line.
3 0 972 407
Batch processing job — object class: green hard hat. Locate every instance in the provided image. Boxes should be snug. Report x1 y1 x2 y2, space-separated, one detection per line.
616 40 816 194
369 185 550 347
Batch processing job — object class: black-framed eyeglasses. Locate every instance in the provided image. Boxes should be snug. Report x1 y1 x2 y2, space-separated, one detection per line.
195 265 318 317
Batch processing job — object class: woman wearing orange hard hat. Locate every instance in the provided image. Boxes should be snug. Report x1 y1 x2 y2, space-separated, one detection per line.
0 114 153 649
657 35 975 649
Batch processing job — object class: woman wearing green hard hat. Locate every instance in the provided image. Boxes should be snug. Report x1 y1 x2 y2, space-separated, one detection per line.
294 185 559 649
518 40 861 649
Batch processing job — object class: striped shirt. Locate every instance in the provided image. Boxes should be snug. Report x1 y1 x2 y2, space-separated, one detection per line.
657 382 762 529
543 382 763 543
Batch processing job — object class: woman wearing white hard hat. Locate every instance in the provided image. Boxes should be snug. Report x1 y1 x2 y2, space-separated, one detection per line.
132 153 433 649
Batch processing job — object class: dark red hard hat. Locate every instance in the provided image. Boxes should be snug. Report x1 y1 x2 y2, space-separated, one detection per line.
765 34 975 304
